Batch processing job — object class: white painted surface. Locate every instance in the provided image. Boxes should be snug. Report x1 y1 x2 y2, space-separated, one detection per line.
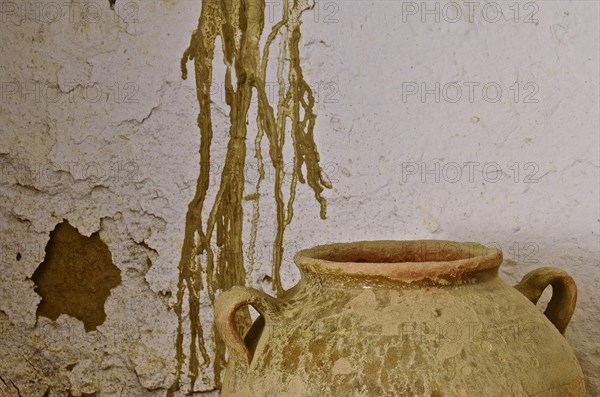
0 1 598 395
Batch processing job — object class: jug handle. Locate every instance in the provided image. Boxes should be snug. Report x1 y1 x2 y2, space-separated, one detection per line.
215 286 281 366
514 267 577 334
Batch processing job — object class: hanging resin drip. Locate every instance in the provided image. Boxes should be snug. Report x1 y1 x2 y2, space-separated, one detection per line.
169 0 331 393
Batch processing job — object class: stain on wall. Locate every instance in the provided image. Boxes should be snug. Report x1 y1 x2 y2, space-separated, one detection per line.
32 220 121 332
171 0 331 393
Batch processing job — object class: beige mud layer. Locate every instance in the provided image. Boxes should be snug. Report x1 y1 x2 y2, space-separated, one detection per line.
216 240 585 397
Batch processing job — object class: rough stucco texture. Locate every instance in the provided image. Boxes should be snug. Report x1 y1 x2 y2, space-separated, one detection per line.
0 1 598 396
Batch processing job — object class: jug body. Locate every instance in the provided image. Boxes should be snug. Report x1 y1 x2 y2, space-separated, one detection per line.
215 240 586 397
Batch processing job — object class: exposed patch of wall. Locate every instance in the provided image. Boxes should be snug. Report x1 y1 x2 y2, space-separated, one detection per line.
32 220 121 332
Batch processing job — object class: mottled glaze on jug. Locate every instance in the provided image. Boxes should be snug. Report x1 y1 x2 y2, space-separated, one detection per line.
215 240 585 397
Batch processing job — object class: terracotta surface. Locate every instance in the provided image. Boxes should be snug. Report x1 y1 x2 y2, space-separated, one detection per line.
215 240 586 397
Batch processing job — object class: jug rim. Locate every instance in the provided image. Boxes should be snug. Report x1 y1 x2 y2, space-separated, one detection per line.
294 240 503 284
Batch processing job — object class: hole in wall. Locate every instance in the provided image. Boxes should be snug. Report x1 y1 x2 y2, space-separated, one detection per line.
31 220 121 332
108 0 116 10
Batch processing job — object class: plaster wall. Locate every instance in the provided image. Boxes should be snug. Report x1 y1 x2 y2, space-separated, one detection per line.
0 1 598 396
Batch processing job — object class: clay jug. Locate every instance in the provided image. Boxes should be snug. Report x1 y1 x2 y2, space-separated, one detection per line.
215 240 585 397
